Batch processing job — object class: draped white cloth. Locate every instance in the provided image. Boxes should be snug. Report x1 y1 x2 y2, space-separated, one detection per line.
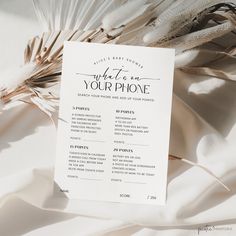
0 0 236 235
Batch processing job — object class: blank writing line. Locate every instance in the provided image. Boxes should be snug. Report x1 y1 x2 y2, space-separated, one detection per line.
80 178 103 181
83 139 105 143
125 143 149 147
124 181 147 185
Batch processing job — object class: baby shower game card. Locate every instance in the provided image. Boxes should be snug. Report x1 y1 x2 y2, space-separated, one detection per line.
54 42 175 205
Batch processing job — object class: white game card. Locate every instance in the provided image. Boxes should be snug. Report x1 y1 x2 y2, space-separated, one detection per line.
54 42 175 205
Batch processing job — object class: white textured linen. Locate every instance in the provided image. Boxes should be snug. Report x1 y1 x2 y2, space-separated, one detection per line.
0 1 236 235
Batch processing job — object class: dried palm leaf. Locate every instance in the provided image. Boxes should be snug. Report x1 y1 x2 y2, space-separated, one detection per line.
0 30 96 116
1 0 236 115
169 155 230 191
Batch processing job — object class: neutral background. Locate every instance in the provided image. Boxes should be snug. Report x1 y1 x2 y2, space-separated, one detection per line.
0 0 236 235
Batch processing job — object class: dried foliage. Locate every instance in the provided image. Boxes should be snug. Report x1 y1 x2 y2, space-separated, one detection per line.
1 0 236 116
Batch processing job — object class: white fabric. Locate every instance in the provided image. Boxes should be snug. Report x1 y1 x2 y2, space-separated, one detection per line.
0 1 236 235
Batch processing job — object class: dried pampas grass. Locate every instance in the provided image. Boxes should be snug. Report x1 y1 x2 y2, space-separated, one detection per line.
1 0 236 116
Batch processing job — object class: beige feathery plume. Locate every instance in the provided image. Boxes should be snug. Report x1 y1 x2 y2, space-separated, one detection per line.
1 0 236 116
